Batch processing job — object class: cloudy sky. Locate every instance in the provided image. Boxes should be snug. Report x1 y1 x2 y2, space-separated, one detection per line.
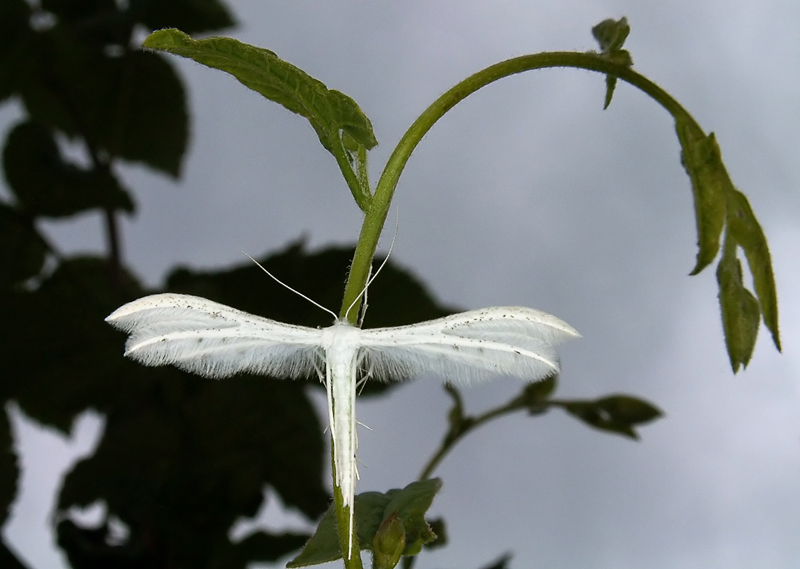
3 0 800 568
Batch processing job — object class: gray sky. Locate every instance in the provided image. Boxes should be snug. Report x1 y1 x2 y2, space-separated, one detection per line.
3 0 800 568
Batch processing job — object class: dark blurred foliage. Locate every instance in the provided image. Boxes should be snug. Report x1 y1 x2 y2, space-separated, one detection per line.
2 1 326 567
0 3 663 568
0 3 458 566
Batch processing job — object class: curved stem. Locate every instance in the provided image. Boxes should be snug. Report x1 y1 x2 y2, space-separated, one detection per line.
339 51 704 322
403 386 535 569
418 386 528 481
335 49 709 562
331 135 373 212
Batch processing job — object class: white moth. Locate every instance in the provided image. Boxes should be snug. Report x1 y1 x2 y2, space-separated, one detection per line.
106 291 579 559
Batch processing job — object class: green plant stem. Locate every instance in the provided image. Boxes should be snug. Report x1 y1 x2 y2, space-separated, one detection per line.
339 51 704 322
332 463 364 569
331 135 373 212
336 50 709 563
418 385 529 481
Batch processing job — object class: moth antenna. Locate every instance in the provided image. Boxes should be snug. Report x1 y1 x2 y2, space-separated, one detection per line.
242 252 338 320
344 209 400 321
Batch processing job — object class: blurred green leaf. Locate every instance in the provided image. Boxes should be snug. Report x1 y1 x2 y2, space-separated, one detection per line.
561 395 662 439
594 395 662 424
142 29 377 156
0 411 18 528
285 499 340 568
3 121 134 217
0 0 31 103
716 238 761 372
424 517 447 550
57 519 304 569
592 17 630 53
726 189 780 351
289 479 441 567
18 27 113 138
1 257 143 432
479 553 513 569
0 540 29 569
0 243 455 568
229 531 311 568
101 51 189 177
58 373 327 567
42 0 133 46
383 478 441 555
133 0 235 35
676 122 729 275
0 204 47 288
521 373 557 414
42 0 117 22
15 28 188 176
57 518 151 569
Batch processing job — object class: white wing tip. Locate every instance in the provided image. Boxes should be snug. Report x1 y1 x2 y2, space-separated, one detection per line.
105 293 197 322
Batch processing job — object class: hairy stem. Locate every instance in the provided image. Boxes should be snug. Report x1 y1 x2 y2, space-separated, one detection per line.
339 51 703 322
331 135 373 212
418 385 528 480
332 466 363 569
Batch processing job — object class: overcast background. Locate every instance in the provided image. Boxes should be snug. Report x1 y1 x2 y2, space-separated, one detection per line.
2 0 799 568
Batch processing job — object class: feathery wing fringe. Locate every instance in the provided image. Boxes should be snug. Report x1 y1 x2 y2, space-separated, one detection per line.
360 306 580 383
106 293 324 379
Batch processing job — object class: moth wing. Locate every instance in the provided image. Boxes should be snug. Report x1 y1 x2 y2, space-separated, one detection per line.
358 306 579 384
106 293 325 379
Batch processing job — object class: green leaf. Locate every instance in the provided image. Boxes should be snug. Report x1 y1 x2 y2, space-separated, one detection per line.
521 373 557 414
675 123 729 274
592 17 631 53
594 395 663 424
288 479 442 567
2 121 134 217
142 29 377 156
382 478 441 555
591 17 633 109
0 204 47 288
716 237 761 372
726 189 781 351
285 501 340 567
561 395 663 439
424 517 448 550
